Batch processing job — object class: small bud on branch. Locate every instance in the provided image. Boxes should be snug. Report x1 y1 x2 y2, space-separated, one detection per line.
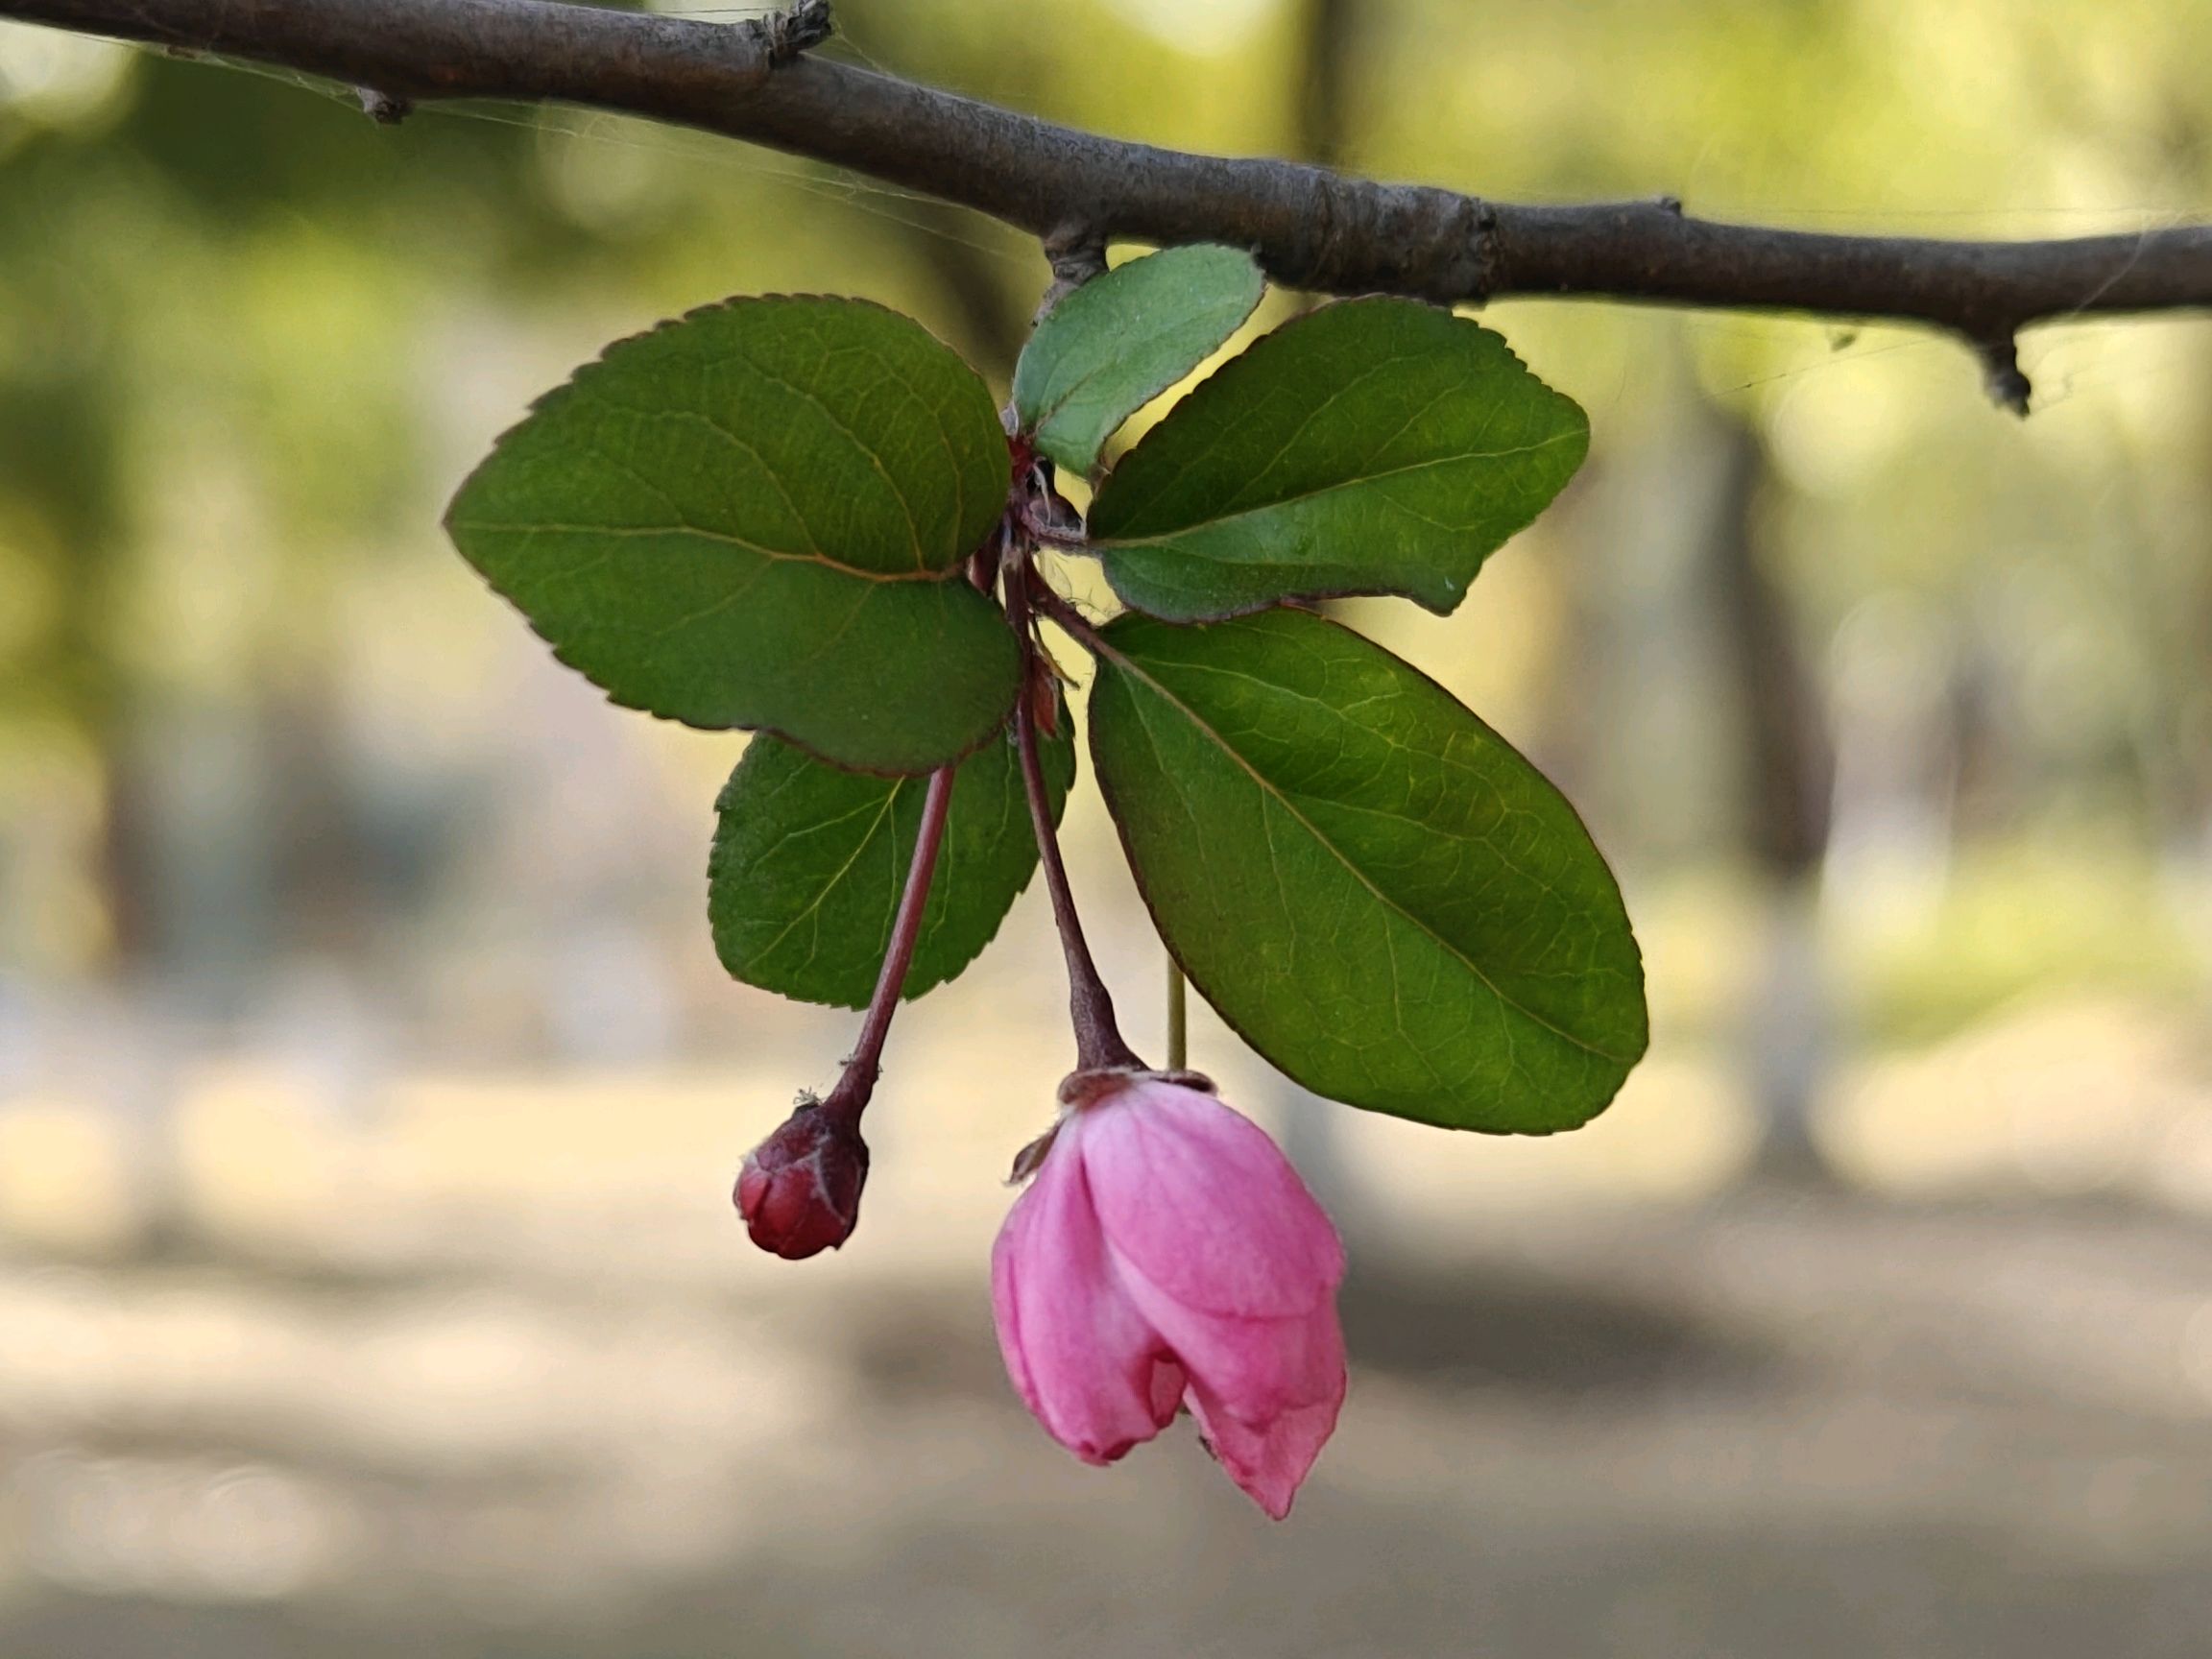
735 1099 870 1259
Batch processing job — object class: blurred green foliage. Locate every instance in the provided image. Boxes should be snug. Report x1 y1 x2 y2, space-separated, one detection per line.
0 0 2204 1043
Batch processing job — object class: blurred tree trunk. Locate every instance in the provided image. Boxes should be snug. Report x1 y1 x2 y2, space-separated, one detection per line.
1297 0 1359 174
898 199 1027 373
831 2 1028 373
1706 412 1839 1183
2161 344 2212 1012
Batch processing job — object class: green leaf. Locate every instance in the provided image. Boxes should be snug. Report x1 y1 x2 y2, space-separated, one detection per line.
1088 607 1646 1133
1087 299 1588 622
709 709 1077 1009
1012 245 1265 477
445 296 1018 775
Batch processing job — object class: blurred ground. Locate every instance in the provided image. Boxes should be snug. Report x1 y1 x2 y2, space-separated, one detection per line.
3 981 2212 1658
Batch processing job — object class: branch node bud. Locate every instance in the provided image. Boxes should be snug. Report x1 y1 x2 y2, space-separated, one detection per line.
1036 224 1108 322
1462 196 1502 307
356 86 412 125
1975 334 2032 417
761 0 833 65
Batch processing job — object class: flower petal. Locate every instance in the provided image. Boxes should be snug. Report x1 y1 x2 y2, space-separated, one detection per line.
1148 1356 1190 1425
1187 1376 1344 1521
991 1139 1181 1465
1108 1247 1346 1421
1081 1081 1344 1318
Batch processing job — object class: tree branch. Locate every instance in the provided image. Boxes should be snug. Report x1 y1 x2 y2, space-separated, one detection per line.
9 0 2210 406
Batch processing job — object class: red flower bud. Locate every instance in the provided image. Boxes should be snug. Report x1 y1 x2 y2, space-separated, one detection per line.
733 1103 869 1260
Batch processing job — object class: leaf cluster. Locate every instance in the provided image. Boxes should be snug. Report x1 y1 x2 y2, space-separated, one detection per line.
446 247 1647 1133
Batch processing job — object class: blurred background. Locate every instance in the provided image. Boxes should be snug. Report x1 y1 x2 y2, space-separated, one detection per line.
1 0 2211 1652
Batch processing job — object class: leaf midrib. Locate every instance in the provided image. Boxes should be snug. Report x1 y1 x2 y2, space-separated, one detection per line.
445 519 954 585
1091 429 1583 548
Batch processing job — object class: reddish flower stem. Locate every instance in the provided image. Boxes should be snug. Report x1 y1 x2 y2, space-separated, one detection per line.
817 761 956 1126
1027 579 1112 654
1006 554 1142 1072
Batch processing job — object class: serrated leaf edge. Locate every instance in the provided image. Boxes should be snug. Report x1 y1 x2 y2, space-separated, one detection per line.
442 293 1021 777
1086 297 1589 622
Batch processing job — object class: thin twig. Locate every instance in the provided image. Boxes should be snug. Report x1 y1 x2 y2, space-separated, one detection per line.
819 762 956 1123
1007 554 1142 1073
1166 959 1187 1072
1029 582 1112 654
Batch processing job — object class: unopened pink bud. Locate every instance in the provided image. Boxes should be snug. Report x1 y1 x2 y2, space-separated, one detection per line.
734 1103 868 1260
991 1071 1346 1518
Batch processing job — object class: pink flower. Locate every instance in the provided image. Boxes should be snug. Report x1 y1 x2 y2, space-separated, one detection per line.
991 1071 1347 1518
